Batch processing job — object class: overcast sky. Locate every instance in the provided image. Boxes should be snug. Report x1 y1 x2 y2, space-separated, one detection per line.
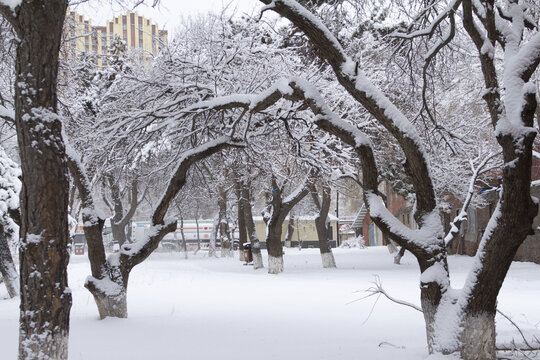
75 0 262 36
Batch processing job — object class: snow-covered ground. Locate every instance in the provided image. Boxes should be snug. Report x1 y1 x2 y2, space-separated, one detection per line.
1 247 539 359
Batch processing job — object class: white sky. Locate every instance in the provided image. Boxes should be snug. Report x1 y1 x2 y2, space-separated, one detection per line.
75 0 262 36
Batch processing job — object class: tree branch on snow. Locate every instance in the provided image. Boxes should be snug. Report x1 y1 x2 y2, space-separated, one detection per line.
360 276 540 352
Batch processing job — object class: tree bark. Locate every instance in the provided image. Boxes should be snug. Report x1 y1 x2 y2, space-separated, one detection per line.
180 217 188 259
107 177 139 247
241 184 263 269
0 224 18 298
0 1 72 358
235 178 248 261
217 186 232 257
310 184 336 268
264 177 309 274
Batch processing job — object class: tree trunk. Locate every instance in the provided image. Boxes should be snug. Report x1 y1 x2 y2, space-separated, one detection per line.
241 185 263 269
217 187 232 257
180 217 188 259
459 311 496 360
284 215 296 248
266 218 284 274
0 2 74 359
85 271 128 319
209 217 218 257
194 217 201 254
394 246 406 265
111 222 128 247
264 177 310 274
235 180 247 261
0 226 18 298
311 184 336 268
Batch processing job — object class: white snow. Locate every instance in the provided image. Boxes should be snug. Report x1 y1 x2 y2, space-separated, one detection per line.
1 247 538 359
0 0 21 11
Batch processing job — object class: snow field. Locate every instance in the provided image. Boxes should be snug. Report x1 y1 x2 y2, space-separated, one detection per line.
0 247 539 359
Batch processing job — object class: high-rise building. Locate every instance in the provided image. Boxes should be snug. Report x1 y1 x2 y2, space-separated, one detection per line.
62 9 168 67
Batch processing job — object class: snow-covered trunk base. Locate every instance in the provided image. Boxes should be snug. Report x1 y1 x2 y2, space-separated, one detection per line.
266 224 284 274
459 313 496 360
85 270 128 319
252 250 264 269
91 291 128 319
19 333 68 360
320 251 336 268
221 242 232 258
268 255 284 274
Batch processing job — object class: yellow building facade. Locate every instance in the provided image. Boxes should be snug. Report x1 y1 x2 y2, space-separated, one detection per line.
62 9 168 67
253 216 339 248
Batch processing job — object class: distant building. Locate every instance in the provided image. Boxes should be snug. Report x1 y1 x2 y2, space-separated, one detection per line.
62 9 168 67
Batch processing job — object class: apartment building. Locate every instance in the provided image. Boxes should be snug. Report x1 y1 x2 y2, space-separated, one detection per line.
62 9 168 67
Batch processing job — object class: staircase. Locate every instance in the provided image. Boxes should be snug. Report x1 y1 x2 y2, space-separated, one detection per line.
351 204 368 230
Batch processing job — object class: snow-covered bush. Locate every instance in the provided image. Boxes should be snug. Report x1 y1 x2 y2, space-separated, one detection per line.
0 145 20 238
340 235 365 249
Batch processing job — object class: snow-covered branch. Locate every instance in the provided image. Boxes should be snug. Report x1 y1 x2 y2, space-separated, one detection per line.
258 0 437 221
444 152 500 246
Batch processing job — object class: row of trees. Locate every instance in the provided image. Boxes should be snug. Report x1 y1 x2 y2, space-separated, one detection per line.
0 0 539 359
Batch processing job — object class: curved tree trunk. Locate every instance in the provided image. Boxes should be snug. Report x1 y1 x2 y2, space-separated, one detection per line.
264 177 310 274
310 184 336 268
67 136 242 319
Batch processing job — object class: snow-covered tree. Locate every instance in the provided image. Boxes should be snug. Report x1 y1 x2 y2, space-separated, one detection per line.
0 146 19 298
181 0 540 358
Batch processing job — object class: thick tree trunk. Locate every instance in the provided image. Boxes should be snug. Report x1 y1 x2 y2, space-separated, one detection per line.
264 177 310 274
0 226 18 298
85 271 128 319
311 184 336 268
0 1 74 359
241 185 263 269
266 219 284 274
111 223 128 247
459 311 496 360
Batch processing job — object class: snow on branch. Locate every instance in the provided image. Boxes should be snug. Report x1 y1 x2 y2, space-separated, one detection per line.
258 0 437 218
183 78 436 251
444 152 500 246
392 0 461 40
120 136 245 268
